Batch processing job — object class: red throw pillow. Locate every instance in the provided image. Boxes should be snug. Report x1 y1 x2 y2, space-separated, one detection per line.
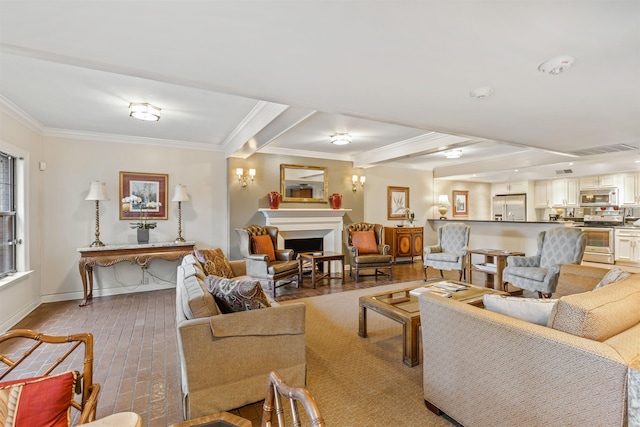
251 234 276 261
351 230 379 254
0 371 77 427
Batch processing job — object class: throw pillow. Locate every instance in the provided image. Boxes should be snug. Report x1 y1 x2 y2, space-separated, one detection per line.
205 275 271 313
0 370 77 427
251 234 276 261
194 248 235 278
351 230 378 254
483 294 558 326
594 267 631 289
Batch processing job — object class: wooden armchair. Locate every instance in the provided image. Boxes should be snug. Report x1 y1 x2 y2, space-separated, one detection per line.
0 329 141 426
261 371 325 427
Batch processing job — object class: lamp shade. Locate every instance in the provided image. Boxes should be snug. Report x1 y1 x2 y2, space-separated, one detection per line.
85 181 109 201
171 184 190 202
437 195 451 206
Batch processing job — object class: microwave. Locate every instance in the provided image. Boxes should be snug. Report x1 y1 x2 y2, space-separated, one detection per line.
579 188 618 207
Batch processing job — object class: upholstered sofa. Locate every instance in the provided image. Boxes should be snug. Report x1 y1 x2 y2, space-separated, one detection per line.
419 264 640 427
175 254 307 420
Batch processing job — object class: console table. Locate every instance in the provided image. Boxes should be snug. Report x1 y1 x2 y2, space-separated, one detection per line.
77 241 196 306
384 226 423 263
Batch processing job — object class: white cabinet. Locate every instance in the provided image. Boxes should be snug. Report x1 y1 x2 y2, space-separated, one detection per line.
621 173 640 206
615 229 640 263
534 180 551 208
492 181 527 195
550 178 579 207
579 175 618 189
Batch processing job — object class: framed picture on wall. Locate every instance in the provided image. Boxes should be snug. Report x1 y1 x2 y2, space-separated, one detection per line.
387 186 410 219
119 172 168 220
452 190 468 217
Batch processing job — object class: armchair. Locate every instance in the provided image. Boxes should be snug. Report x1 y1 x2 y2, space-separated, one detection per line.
423 223 470 281
344 222 393 282
236 225 300 297
502 226 586 297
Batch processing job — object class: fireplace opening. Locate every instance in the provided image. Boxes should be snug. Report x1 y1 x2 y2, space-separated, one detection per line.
285 238 324 272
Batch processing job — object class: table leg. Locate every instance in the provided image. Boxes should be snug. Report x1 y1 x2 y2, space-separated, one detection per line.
340 257 344 285
78 261 92 307
403 317 421 367
311 259 317 289
298 257 303 284
358 302 368 337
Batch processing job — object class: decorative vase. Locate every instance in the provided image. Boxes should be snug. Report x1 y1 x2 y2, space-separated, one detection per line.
137 228 149 244
329 193 342 209
267 191 281 209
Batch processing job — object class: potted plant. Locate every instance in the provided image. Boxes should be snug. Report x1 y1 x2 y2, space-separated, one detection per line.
122 196 160 243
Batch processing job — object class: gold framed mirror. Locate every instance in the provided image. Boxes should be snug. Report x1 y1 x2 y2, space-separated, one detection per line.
280 164 328 203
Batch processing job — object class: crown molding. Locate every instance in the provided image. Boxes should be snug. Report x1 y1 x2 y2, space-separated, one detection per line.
0 95 44 133
258 146 353 163
42 127 223 151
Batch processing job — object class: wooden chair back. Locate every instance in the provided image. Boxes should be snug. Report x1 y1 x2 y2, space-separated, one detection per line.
0 329 99 424
261 371 325 427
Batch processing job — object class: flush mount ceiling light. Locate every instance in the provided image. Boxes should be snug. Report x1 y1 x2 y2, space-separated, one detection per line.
444 149 462 159
330 133 352 145
129 102 161 121
538 56 576 75
469 86 494 99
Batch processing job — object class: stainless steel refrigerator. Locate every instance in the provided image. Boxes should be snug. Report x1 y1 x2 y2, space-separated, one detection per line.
492 194 526 221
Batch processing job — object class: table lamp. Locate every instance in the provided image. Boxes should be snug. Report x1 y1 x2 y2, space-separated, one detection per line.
172 184 190 242
85 181 109 247
437 195 451 220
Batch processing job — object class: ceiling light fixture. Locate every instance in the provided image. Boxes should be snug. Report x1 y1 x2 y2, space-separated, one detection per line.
129 102 161 121
330 133 352 145
538 56 575 75
469 86 494 99
444 149 462 159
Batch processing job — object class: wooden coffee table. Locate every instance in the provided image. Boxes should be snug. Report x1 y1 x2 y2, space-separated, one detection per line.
298 251 345 288
359 280 507 367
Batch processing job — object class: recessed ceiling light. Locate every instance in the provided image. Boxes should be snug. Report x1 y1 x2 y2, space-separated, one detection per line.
129 102 161 121
469 86 494 99
444 149 462 159
538 56 575 75
330 133 352 145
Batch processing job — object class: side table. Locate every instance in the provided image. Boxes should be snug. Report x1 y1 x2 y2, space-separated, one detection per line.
466 248 525 290
298 251 345 288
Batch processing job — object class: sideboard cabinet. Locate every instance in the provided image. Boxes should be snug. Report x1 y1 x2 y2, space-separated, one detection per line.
384 226 423 263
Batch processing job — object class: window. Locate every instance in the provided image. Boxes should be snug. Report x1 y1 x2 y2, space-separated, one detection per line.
0 152 16 278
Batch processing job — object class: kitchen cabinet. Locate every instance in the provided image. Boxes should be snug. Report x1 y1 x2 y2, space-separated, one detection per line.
579 175 618 189
615 229 640 263
492 181 527 195
551 178 579 207
534 180 551 208
384 226 423 264
621 173 640 206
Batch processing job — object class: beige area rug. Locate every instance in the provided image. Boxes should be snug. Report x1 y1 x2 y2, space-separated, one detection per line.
284 281 454 427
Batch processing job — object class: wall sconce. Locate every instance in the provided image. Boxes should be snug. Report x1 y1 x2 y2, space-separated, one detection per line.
437 194 451 219
171 184 190 242
85 181 109 247
236 168 256 188
352 175 366 192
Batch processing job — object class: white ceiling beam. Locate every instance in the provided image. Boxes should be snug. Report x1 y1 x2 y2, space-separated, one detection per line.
223 101 289 158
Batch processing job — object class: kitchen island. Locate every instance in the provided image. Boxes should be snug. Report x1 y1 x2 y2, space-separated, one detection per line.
426 219 573 256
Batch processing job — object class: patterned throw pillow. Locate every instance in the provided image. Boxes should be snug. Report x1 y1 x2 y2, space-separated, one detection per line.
251 234 276 261
0 370 77 427
351 230 378 254
205 275 271 313
594 267 631 289
194 248 235 278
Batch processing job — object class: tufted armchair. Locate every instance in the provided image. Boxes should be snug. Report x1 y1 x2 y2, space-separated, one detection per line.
344 222 393 282
424 223 470 281
502 226 586 297
236 225 300 297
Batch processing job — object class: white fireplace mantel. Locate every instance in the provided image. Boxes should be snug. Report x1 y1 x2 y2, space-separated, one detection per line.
258 208 351 260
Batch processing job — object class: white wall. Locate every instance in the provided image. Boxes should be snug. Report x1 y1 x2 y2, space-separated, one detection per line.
40 135 228 302
364 165 434 228
434 180 492 221
0 109 43 332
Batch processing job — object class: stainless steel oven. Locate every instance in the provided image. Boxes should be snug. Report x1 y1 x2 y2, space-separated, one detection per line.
578 226 615 264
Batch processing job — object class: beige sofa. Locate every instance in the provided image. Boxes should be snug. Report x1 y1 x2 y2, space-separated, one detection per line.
175 254 307 420
419 264 640 427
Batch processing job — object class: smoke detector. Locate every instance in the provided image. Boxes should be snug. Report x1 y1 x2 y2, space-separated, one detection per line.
470 86 494 99
538 56 576 75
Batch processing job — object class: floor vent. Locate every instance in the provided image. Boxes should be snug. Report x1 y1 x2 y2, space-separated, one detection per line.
567 143 638 157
